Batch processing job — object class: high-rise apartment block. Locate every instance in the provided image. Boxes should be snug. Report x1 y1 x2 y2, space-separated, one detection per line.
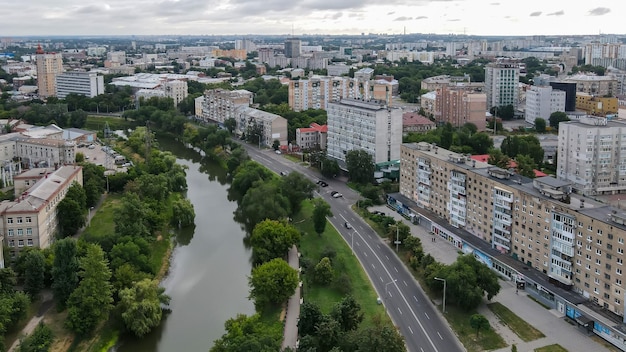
55 71 105 99
484 60 520 110
284 38 301 58
35 45 63 98
326 99 402 166
524 85 566 124
200 89 253 125
558 119 626 196
562 74 618 97
434 85 487 131
397 142 626 348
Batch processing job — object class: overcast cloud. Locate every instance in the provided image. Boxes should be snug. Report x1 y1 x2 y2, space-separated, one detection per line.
0 0 623 36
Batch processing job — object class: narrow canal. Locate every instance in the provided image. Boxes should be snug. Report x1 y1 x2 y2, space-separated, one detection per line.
117 137 255 351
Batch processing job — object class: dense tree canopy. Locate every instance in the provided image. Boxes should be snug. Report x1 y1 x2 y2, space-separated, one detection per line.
279 172 317 215
118 279 170 337
345 150 375 184
248 258 298 309
51 238 80 310
210 314 283 352
249 219 301 265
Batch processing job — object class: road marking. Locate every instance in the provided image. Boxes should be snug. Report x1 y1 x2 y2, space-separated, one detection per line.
394 266 398 272
389 291 393 298
420 348 425 352
371 263 376 269
363 252 368 257
424 312 430 320
413 296 418 302
377 244 381 249
397 307 402 315
403 280 408 286
437 332 443 340
409 326 414 334
385 255 390 260
380 276 384 283
356 241 360 247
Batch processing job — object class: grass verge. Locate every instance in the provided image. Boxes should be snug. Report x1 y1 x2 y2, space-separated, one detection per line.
81 193 122 243
534 344 568 352
488 302 545 342
293 201 389 327
444 305 507 352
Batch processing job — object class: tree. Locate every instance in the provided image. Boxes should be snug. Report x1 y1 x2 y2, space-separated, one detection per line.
331 295 364 332
440 123 454 149
237 181 291 229
488 149 511 169
320 157 340 178
312 198 332 235
17 322 54 352
387 222 411 246
515 154 537 178
223 118 237 134
118 279 170 337
51 238 79 310
470 314 490 337
280 172 316 215
115 193 150 238
298 301 324 336
345 150 375 184
248 258 298 309
350 322 405 352
469 132 494 154
56 198 85 238
65 244 113 335
313 257 334 285
549 111 569 129
315 316 342 351
65 182 87 210
211 314 283 352
22 250 46 298
534 118 546 133
230 161 276 196
249 219 301 264
171 197 195 228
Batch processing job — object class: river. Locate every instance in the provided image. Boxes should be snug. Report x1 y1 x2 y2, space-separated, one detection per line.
117 137 255 352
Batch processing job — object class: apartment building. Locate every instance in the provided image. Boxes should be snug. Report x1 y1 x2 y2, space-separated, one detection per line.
35 45 64 98
326 99 402 167
484 60 520 110
402 112 436 134
199 89 253 125
562 74 618 97
1 166 83 263
558 119 626 196
398 142 626 350
525 85 566 124
434 85 487 131
234 106 287 147
575 93 618 116
295 123 327 150
55 71 105 99
16 137 76 168
284 38 301 58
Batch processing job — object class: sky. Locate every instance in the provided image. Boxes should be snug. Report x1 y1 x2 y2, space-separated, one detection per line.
2 0 624 37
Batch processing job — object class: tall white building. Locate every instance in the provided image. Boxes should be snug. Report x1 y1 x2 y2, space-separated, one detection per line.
524 85 566 124
35 45 63 98
484 60 520 110
326 99 403 167
558 119 626 195
55 71 105 99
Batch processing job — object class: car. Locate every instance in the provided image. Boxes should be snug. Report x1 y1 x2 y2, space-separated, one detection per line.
280 171 288 176
317 180 328 187
85 155 90 160
88 144 95 149
330 191 338 196
332 192 343 198
275 150 282 154
344 222 352 229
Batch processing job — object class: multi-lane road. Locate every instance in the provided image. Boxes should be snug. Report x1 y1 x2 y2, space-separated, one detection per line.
239 144 464 352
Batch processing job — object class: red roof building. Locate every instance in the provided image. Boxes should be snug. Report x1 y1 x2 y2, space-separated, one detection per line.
296 123 328 150
402 112 436 134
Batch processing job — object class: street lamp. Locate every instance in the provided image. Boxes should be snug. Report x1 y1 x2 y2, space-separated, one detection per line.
385 279 398 297
394 225 401 252
434 277 447 313
88 206 94 227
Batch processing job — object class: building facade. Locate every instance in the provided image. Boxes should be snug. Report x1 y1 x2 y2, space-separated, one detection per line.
562 74 618 97
484 60 520 110
55 71 105 99
35 45 63 98
326 99 403 167
558 119 626 196
200 89 253 125
16 138 76 168
284 38 301 58
575 93 619 116
402 112 436 134
525 85 566 124
434 85 487 131
234 106 288 147
295 123 327 150
1 166 83 263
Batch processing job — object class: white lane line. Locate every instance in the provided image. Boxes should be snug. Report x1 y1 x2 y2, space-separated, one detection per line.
389 291 393 298
356 241 360 247
380 276 384 283
408 326 414 334
371 263 376 269
437 331 443 340
424 312 430 320
377 244 381 249
403 280 408 287
385 255 390 260
413 296 418 302
363 252 368 257
397 307 402 315
394 266 398 272
420 348 425 352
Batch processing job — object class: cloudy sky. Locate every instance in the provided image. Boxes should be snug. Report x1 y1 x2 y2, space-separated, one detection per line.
2 0 623 37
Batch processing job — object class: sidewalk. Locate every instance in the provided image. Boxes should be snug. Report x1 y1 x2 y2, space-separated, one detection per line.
368 205 611 352
281 245 301 351
7 290 54 352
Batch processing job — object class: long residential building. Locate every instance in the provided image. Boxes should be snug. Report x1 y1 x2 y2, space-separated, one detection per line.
558 119 626 196
562 74 618 97
1 166 83 264
434 85 487 131
199 89 254 125
326 99 402 167
234 106 288 147
55 71 105 99
398 141 626 350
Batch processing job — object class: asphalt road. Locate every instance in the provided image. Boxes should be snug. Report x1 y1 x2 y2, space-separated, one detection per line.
239 144 463 352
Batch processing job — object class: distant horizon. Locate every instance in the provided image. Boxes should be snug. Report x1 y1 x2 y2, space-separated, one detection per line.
2 0 624 38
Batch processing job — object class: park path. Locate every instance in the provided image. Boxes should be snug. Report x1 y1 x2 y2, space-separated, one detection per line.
7 290 53 352
281 245 301 351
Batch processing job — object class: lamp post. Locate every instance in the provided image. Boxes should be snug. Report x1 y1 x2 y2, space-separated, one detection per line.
385 279 398 297
105 174 109 193
88 206 94 227
434 277 447 313
394 225 401 252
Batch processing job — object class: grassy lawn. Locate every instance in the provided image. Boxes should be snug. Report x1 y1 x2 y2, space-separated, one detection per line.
488 302 545 342
444 305 507 352
81 193 122 243
84 116 136 132
534 344 569 352
293 201 389 327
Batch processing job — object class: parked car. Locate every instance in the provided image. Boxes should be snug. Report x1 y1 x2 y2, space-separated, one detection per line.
332 192 343 198
280 171 288 176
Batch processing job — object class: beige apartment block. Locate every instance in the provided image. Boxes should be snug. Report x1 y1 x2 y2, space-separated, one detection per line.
200 89 253 125
400 142 626 321
1 166 83 263
35 45 63 98
434 85 487 131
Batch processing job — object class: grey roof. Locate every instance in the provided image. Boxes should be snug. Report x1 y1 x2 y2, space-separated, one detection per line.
534 175 570 188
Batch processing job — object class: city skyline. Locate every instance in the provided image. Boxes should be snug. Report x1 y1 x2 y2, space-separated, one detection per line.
1 0 624 38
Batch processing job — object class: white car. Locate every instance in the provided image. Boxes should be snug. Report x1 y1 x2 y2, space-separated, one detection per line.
332 192 343 198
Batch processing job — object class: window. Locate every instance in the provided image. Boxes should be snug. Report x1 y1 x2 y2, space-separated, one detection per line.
25 217 31 223
27 239 33 246
7 229 13 237
618 258 623 265
8 240 14 247
16 229 23 236
618 268 623 276
7 218 12 224
26 228 32 236
16 217 22 224
17 240 24 247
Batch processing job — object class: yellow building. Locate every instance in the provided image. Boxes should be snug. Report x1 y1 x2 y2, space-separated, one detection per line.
575 93 618 116
35 44 63 98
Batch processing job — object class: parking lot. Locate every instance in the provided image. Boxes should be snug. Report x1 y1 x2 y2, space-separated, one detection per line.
76 143 129 172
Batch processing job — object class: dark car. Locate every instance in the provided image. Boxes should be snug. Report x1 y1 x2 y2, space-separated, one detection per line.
317 180 328 187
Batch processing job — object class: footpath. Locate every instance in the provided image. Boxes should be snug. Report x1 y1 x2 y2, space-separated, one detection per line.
281 245 301 351
368 204 611 352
